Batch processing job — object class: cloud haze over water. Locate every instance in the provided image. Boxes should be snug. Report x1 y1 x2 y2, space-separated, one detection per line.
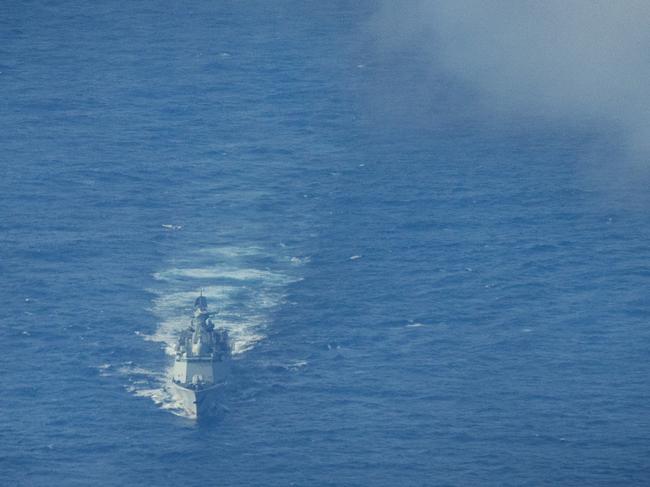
368 1 650 175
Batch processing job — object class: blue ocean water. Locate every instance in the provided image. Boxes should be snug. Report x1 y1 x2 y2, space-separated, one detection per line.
1 1 649 485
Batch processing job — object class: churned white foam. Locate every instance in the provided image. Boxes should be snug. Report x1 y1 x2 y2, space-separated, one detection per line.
131 244 298 415
154 266 292 283
198 245 264 258
152 286 238 312
288 360 308 370
93 363 113 377
118 361 190 417
124 368 189 418
118 365 161 376
405 323 425 328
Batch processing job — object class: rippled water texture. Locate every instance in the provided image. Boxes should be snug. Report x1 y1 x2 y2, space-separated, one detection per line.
1 1 649 486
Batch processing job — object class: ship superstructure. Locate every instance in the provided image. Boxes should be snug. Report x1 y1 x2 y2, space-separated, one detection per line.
171 293 230 418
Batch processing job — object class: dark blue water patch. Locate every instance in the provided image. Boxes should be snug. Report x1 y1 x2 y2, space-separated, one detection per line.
1 0 650 485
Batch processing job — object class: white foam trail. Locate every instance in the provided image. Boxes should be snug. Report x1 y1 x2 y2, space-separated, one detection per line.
115 361 189 417
288 360 308 370
197 245 264 258
130 245 302 415
124 370 188 417
405 323 425 328
290 256 311 265
153 266 297 284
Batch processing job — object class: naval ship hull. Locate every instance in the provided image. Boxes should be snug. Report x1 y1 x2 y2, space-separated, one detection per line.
172 381 224 418
171 294 230 419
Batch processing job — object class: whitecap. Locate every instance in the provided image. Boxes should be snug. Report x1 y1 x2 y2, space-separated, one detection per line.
288 360 308 370
155 266 292 284
405 323 425 328
198 246 262 258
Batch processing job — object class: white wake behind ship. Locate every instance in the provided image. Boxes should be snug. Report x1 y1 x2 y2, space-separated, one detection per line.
171 293 230 418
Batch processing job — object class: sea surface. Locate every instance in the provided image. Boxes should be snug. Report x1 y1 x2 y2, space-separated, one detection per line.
1 2 649 486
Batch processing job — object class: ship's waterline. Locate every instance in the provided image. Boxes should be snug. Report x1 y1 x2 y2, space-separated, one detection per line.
169 294 231 419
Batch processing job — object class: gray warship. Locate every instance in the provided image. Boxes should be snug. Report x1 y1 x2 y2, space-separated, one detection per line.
171 293 230 418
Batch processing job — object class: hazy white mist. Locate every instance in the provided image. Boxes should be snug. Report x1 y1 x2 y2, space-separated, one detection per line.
368 1 650 173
